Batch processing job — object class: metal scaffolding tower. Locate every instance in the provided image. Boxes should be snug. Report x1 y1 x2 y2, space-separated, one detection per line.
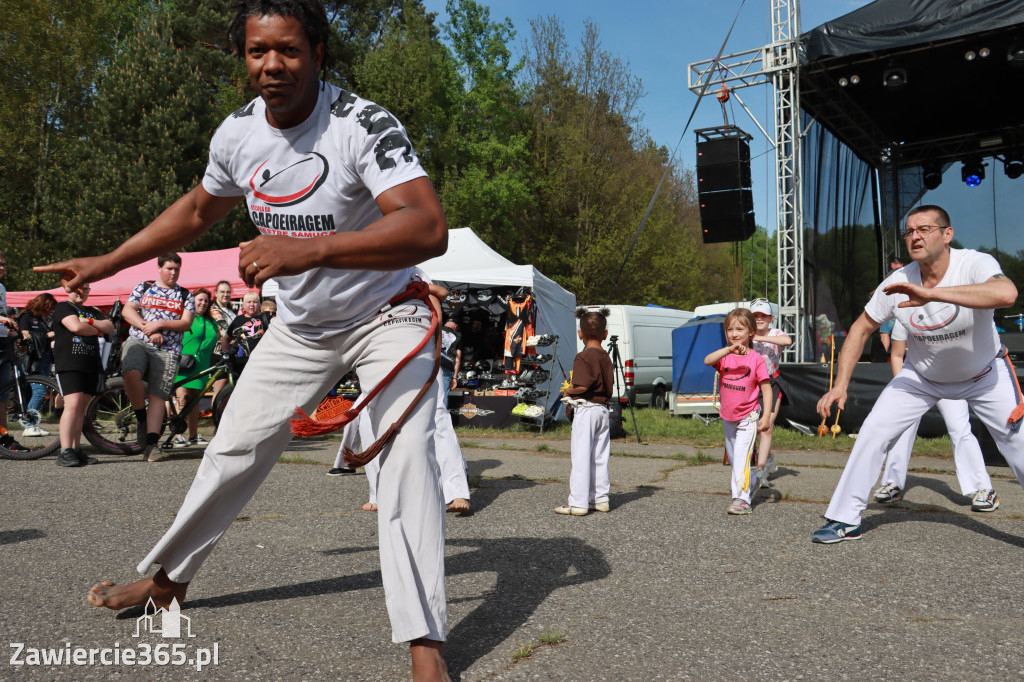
688 0 806 361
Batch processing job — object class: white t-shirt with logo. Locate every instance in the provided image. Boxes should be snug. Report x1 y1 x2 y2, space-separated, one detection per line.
753 328 786 376
127 281 196 353
202 82 428 339
864 248 1003 382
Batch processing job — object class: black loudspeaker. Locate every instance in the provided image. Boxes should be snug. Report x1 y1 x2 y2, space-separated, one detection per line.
696 127 755 244
697 163 751 193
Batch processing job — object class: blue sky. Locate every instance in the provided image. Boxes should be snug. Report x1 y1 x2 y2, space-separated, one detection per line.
421 0 1024 257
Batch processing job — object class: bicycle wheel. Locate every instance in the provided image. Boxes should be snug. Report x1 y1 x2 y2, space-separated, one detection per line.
83 377 144 455
0 375 62 460
211 383 234 428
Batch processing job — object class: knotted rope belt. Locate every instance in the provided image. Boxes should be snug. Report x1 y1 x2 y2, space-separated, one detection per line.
997 345 1024 432
289 280 441 467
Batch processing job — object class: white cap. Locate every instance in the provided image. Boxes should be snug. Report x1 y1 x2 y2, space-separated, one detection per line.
749 299 773 315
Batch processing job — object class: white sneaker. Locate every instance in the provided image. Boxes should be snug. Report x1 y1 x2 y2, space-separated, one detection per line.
766 455 778 475
172 435 189 448
22 425 50 437
971 488 1000 512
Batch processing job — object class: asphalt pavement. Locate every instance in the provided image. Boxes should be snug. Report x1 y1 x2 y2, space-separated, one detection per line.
3 431 1024 680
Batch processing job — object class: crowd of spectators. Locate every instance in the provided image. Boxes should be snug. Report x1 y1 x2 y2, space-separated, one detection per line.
0 250 275 462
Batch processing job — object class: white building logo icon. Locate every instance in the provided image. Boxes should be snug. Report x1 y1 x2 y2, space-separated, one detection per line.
134 597 195 638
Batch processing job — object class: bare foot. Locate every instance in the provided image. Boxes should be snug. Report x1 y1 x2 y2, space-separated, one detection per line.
446 498 470 514
410 638 449 682
87 568 188 611
362 502 378 512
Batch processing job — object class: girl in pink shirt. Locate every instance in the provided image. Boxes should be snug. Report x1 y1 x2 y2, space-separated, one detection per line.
704 308 773 514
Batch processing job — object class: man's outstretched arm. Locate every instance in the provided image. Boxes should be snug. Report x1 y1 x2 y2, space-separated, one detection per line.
885 275 1017 310
35 186 242 293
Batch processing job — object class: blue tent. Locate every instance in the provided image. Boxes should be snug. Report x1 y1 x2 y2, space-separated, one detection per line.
671 315 726 395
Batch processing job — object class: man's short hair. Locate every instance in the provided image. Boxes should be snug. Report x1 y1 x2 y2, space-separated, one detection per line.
157 253 182 267
228 0 331 66
907 205 951 227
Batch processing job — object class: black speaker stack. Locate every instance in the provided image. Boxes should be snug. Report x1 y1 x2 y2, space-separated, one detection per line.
695 126 756 243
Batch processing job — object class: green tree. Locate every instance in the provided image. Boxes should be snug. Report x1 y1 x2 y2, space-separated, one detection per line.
735 227 778 301
33 5 249 291
0 0 145 286
431 0 534 254
353 0 460 182
519 16 730 308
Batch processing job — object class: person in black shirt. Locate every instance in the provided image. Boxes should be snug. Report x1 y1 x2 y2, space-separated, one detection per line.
18 293 57 437
52 286 115 466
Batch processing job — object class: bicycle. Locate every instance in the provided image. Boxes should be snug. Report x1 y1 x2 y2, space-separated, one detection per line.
82 349 240 455
0 339 62 460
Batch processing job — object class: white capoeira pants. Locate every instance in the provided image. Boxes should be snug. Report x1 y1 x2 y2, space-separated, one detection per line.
724 410 760 504
568 402 610 508
879 399 992 496
138 302 447 644
826 356 1024 526
337 373 469 506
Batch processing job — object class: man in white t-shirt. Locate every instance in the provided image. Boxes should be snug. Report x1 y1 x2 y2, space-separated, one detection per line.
121 253 196 462
872 320 998 511
812 205 1022 544
35 1 450 678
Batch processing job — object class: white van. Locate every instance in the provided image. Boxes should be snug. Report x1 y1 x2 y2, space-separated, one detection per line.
576 305 695 409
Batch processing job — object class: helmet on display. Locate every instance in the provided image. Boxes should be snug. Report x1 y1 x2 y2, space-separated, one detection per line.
475 360 490 373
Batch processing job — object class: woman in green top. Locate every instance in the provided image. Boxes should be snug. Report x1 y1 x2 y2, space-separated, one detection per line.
172 288 222 447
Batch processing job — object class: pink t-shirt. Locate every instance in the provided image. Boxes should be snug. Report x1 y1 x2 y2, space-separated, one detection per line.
714 351 769 421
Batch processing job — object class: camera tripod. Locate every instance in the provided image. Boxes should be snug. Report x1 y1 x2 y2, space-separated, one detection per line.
606 335 643 443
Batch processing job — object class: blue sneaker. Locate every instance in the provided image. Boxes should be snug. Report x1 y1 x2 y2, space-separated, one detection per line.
811 519 863 544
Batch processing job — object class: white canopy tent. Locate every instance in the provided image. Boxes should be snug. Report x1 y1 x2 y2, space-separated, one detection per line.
420 228 578 418
266 228 578 418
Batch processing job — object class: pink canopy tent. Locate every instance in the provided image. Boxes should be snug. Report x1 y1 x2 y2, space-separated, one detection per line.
6 248 259 308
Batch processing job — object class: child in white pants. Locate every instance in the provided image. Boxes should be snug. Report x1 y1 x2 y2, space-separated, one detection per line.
705 308 772 515
556 308 614 516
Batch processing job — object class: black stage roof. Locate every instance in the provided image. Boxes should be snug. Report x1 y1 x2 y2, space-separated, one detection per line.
799 0 1024 169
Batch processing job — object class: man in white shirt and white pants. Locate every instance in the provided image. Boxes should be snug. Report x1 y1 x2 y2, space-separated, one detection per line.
813 204 1023 544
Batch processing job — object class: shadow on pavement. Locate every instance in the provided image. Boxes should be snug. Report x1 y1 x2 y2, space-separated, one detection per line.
113 535 610 681
0 528 45 545
863 509 1024 549
468 477 538 515
608 485 657 511
903 474 973 507
443 537 611 680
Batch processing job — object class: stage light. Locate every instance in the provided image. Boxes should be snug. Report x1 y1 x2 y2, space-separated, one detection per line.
850 74 860 85
1005 152 1024 179
980 47 991 58
923 162 942 190
838 77 849 87
965 50 977 61
962 159 985 187
882 66 907 90
1008 44 1024 68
